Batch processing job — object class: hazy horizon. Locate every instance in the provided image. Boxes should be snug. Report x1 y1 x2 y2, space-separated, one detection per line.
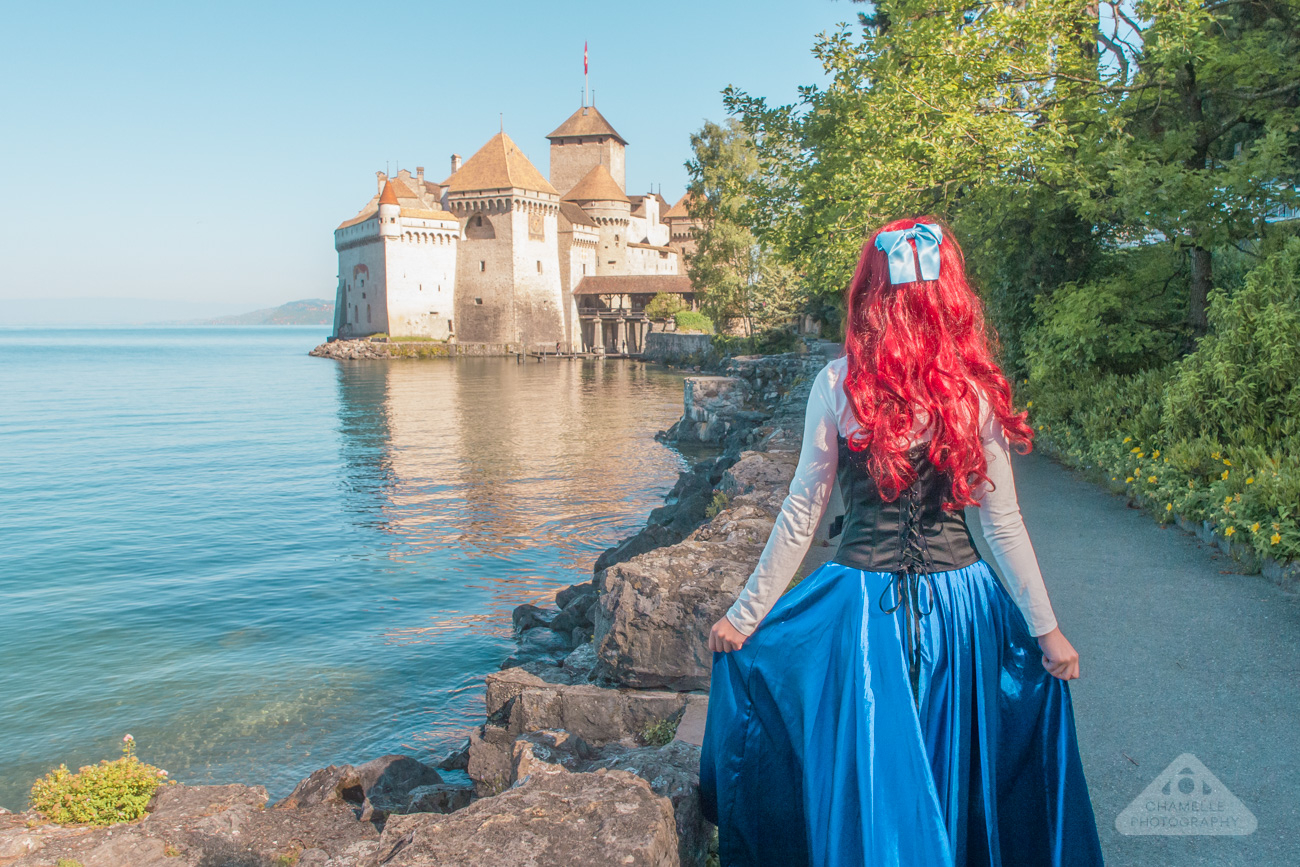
2 1 853 325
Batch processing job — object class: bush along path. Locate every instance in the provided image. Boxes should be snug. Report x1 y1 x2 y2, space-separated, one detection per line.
1022 239 1300 588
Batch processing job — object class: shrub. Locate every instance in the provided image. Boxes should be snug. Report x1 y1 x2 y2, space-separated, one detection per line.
674 311 715 334
644 293 688 321
704 490 730 519
30 735 170 827
1024 241 1300 560
637 717 680 747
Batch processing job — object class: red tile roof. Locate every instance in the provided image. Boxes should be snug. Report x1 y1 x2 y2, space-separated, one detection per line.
573 275 693 295
546 105 628 145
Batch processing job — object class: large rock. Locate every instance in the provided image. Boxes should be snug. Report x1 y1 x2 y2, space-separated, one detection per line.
373 769 679 867
275 754 444 823
593 539 758 691
592 448 814 691
587 740 710 867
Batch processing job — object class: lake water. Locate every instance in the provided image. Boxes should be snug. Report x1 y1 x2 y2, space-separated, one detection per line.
0 328 691 810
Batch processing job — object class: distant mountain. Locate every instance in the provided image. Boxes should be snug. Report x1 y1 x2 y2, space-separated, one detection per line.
186 299 335 326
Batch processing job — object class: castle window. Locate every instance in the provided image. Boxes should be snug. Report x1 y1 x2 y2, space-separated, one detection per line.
475 297 483 305
367 304 372 322
475 216 483 226
582 264 587 275
419 284 423 291
536 261 542 274
448 319 454 331
479 261 486 272
614 234 620 243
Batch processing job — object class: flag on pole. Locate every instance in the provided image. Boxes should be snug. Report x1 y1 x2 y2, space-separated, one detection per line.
584 42 588 75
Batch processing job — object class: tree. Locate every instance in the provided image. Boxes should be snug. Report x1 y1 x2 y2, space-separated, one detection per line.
724 0 1300 342
685 118 804 337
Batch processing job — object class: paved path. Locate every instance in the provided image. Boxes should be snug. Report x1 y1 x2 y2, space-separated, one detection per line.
977 451 1300 867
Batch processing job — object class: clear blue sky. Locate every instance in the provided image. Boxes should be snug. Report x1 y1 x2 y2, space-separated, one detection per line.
0 1 862 315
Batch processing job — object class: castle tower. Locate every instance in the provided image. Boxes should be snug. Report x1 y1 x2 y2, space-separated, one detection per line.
333 175 459 340
564 164 631 275
443 131 565 349
546 105 627 197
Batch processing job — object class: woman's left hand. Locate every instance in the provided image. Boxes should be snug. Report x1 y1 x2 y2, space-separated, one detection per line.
1036 627 1080 680
709 616 748 653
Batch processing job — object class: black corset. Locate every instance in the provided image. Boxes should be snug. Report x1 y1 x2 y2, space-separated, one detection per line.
830 433 980 573
830 432 981 706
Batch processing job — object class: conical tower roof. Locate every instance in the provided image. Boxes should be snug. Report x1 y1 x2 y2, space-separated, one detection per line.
563 164 629 203
444 132 558 195
546 105 628 145
378 179 400 205
664 192 697 219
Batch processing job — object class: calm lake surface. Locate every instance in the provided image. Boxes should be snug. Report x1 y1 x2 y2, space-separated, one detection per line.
0 327 691 810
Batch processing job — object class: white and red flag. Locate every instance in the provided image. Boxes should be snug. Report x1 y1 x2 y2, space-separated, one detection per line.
584 41 588 75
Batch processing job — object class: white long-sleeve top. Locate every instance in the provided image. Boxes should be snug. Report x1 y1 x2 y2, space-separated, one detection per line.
724 356 1059 638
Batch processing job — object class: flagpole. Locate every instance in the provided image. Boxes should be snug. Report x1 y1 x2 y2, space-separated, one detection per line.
584 41 589 108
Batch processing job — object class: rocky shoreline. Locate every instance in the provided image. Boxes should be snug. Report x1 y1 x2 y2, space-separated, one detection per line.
0 342 838 867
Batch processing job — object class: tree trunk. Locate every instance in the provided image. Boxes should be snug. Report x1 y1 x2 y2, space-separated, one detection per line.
1188 245 1212 335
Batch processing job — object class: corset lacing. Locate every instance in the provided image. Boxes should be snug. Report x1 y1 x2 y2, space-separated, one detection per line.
877 479 937 708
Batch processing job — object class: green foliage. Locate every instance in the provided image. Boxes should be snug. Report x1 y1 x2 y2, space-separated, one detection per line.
30 735 170 827
705 490 730 519
1162 239 1300 445
686 118 805 335
637 717 680 747
1026 245 1300 559
713 327 803 358
644 292 687 321
674 311 715 334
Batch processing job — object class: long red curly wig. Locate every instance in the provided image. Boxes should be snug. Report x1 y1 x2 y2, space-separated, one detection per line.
842 217 1032 509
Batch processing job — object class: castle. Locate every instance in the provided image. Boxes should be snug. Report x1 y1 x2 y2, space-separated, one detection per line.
331 103 699 354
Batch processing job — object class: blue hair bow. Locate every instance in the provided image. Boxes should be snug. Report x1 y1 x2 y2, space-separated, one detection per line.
874 223 944 285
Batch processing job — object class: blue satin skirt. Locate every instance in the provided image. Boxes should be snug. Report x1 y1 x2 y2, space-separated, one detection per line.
699 559 1104 867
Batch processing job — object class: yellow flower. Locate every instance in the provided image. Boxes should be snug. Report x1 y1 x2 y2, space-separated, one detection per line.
1026 401 1033 407
1188 481 1195 489
1221 470 1230 480
1166 503 1173 512
1223 459 1231 466
1272 533 1282 545
1224 496 1233 505
1147 475 1157 483
1246 477 1254 484
1251 522 1261 533
1152 450 1160 458
1211 450 1221 460
1123 436 1132 444
1125 477 1135 483
1037 425 1043 431
1138 452 1146 459
1224 526 1236 537
1130 446 1141 454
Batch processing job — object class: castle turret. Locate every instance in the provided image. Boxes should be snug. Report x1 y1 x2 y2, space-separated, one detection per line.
378 180 401 238
565 164 631 274
546 105 627 196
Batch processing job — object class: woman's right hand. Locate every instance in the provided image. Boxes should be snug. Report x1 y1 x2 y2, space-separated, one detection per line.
709 615 748 653
1036 627 1080 680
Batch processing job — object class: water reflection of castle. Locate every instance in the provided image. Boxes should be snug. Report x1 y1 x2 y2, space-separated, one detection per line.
332 359 688 627
331 101 703 355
